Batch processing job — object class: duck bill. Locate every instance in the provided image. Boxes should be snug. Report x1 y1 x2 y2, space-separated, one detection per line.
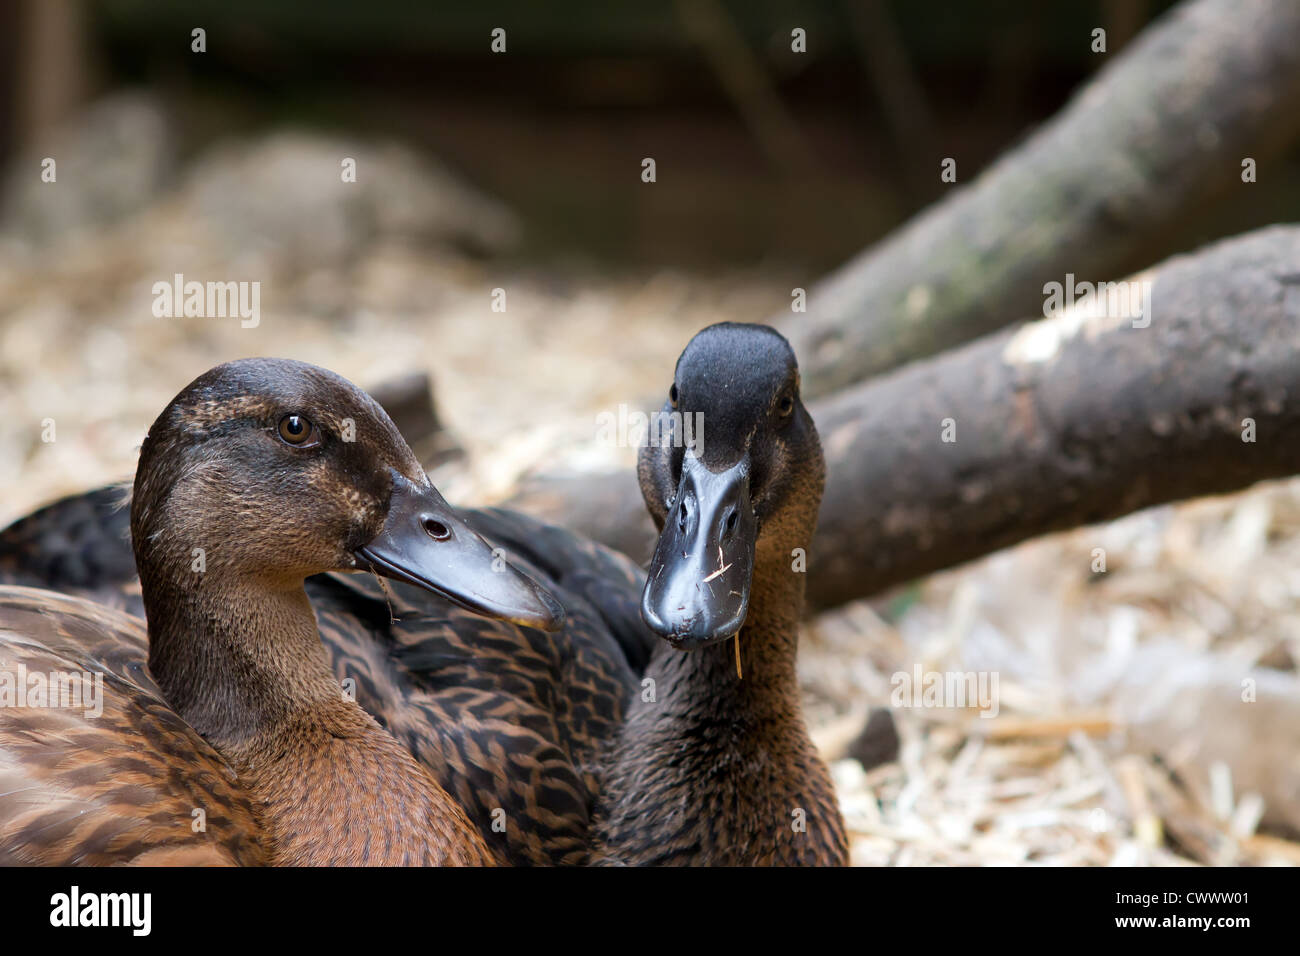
641 455 755 649
356 472 564 632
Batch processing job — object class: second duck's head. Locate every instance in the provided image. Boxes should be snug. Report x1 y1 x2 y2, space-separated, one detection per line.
638 323 824 649
131 358 563 630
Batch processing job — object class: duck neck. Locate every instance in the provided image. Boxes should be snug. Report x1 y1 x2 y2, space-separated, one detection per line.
647 543 805 719
594 536 849 865
142 569 342 752
140 562 492 864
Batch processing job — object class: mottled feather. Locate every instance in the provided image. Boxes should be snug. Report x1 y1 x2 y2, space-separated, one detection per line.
0 490 649 865
0 587 269 866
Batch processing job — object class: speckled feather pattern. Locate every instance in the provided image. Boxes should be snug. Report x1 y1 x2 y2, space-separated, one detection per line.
0 587 270 866
0 489 647 865
298 506 650 865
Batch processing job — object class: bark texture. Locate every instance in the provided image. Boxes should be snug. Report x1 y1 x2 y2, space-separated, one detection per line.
509 226 1300 610
776 0 1300 397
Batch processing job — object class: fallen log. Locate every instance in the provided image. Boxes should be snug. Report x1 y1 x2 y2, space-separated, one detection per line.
776 0 1300 397
509 225 1300 610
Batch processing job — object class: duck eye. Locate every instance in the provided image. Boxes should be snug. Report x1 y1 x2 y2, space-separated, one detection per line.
277 414 317 447
669 383 679 408
778 394 795 418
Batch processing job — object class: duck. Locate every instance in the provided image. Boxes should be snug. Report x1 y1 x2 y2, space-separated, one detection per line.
0 387 650 867
0 323 848 866
0 358 565 865
590 322 849 864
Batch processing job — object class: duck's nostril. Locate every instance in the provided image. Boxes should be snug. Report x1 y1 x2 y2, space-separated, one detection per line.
422 517 451 541
724 510 738 536
678 502 688 532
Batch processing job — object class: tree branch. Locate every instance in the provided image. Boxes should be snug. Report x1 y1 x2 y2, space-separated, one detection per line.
778 0 1300 397
509 226 1300 610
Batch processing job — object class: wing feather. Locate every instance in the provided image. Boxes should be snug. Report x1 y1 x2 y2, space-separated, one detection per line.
0 587 269 866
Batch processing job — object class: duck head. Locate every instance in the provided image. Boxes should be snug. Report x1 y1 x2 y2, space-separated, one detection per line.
637 323 824 649
130 358 563 630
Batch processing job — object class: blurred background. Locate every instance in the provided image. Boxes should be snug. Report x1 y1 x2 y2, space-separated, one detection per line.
2 0 1299 865
9 0 1298 268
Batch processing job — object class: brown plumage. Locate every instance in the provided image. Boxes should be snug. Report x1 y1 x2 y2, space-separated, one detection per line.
2 325 848 866
308 518 649 865
0 487 649 866
0 358 581 865
0 588 269 865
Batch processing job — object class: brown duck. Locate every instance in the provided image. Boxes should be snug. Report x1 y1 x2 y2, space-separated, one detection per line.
0 358 564 865
1 324 848 866
1 384 648 867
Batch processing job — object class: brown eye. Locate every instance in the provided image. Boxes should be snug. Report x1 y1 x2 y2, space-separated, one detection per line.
778 394 795 418
277 414 317 447
669 383 679 408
